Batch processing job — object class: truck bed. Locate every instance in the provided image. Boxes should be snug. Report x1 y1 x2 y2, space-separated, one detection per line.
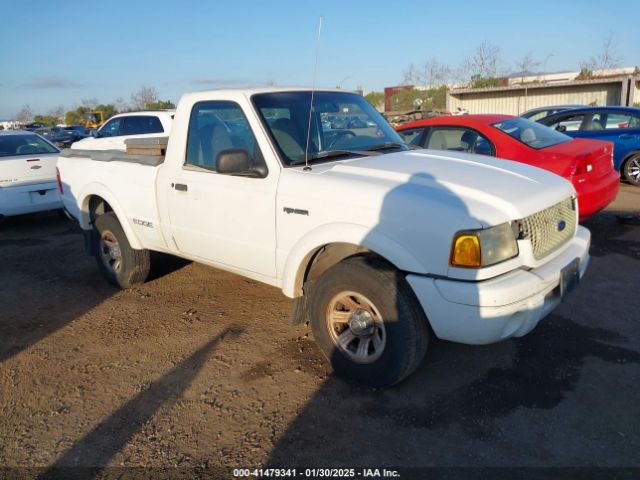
59 149 165 167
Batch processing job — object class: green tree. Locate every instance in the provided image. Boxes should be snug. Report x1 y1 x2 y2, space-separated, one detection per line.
364 91 384 110
146 100 176 110
95 104 118 121
33 115 59 126
65 103 119 126
576 68 594 80
470 76 502 88
389 86 449 112
65 110 84 125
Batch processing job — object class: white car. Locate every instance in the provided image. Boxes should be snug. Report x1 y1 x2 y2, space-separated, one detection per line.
71 111 174 151
58 87 590 387
0 130 63 218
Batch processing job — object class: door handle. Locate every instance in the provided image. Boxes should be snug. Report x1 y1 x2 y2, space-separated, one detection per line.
619 134 633 140
173 183 188 192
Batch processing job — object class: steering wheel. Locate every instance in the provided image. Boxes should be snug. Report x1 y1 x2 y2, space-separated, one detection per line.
328 130 356 149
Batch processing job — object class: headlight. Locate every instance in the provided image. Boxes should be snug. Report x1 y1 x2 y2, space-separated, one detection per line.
450 222 519 268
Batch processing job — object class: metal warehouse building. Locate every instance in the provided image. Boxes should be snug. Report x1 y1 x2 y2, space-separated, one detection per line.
446 74 640 115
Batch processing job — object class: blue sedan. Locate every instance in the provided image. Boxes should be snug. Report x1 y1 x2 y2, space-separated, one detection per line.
539 106 640 186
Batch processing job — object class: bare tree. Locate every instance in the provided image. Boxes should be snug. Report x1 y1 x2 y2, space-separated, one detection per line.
403 59 451 88
580 31 620 72
48 105 65 121
130 86 159 110
113 96 130 113
515 52 541 83
80 98 98 109
402 63 419 85
422 59 451 88
462 41 501 81
16 105 33 123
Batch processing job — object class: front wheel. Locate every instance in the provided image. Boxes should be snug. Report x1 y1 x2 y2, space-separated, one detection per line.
93 212 150 288
622 154 640 186
308 256 429 387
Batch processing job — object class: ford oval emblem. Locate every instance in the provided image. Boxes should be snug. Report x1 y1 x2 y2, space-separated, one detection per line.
557 220 567 232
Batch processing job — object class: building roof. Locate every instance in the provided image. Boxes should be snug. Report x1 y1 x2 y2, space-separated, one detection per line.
450 75 635 95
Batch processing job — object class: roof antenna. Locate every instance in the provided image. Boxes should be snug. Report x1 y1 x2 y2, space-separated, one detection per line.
304 15 323 172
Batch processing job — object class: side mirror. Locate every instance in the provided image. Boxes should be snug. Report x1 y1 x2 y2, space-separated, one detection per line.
91 129 98 138
556 125 567 133
216 148 266 177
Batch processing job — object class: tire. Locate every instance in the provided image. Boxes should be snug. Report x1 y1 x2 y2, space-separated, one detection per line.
622 154 640 186
308 255 429 387
93 212 150 288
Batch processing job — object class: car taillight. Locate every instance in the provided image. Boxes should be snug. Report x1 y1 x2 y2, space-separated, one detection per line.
569 154 592 176
611 146 614 168
56 167 64 194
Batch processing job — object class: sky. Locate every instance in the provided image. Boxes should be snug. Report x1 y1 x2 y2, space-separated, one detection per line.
1 0 639 119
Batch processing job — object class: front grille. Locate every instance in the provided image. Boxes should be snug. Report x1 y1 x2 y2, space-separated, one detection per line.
518 198 577 260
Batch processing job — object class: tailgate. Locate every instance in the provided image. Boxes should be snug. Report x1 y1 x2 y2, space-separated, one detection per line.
0 152 59 187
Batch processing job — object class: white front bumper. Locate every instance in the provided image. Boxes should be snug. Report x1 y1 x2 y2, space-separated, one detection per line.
407 225 591 345
0 181 62 217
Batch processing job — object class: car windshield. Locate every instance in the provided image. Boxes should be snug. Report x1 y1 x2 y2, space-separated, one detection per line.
252 91 407 166
0 134 59 157
492 117 571 150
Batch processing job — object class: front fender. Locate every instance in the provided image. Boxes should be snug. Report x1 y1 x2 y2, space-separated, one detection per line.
279 222 427 298
77 182 144 250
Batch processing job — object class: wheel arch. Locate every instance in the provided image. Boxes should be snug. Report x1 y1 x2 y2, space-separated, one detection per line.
280 223 426 298
620 150 640 170
78 184 144 250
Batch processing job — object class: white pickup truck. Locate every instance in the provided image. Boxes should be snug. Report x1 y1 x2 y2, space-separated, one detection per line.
71 111 174 151
58 87 590 386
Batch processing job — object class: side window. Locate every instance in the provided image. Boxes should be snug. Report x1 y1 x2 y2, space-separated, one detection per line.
474 135 494 156
425 127 493 155
547 114 585 132
526 110 550 122
604 113 632 129
629 115 640 128
121 116 165 135
399 127 426 146
97 118 121 137
185 101 262 173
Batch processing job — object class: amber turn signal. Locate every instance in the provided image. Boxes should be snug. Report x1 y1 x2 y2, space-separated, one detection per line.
450 234 481 268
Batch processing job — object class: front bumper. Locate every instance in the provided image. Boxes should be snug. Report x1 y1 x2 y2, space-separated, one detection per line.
406 225 591 345
0 181 62 217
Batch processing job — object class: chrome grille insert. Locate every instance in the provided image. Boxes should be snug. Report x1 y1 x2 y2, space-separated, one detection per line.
518 198 577 260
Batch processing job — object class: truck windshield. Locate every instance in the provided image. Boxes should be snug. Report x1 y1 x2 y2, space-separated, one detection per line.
492 117 571 150
252 91 408 166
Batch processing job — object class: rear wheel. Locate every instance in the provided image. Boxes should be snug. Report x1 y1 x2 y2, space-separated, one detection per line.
93 212 150 288
622 154 640 186
308 256 429 387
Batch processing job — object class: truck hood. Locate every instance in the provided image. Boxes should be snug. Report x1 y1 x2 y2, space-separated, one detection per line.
277 149 579 284
303 149 575 227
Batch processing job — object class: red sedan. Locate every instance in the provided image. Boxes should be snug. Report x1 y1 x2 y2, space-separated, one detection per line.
396 115 619 221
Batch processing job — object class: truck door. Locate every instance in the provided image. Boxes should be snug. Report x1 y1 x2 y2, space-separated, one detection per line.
164 100 278 280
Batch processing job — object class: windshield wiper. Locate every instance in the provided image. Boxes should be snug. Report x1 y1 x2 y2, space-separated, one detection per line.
366 142 405 152
289 149 379 166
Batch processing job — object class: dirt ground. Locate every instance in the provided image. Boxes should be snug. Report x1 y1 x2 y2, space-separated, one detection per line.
1 184 639 479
